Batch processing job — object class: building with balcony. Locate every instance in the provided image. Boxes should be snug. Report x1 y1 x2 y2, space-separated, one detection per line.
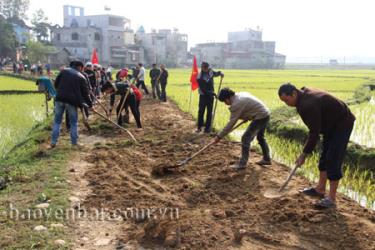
191 28 286 69
51 5 142 67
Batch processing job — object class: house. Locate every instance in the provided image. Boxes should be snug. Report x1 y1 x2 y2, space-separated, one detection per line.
46 48 72 68
8 17 31 45
135 27 188 67
191 28 286 69
51 5 143 67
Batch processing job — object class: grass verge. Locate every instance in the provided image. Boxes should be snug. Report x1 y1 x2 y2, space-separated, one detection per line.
0 119 73 249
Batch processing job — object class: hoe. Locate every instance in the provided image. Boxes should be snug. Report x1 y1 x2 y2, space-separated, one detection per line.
152 120 248 176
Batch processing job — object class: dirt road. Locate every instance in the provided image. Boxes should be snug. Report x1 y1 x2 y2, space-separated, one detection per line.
67 97 375 250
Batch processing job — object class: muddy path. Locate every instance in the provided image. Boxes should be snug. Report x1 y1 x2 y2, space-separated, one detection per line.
68 97 375 250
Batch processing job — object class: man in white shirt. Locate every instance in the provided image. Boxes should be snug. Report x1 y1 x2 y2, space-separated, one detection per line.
214 88 271 169
135 63 149 95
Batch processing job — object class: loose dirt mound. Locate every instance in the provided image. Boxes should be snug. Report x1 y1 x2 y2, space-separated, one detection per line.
73 98 374 249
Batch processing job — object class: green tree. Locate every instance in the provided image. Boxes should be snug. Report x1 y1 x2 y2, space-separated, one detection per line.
25 39 54 63
0 16 17 57
31 9 50 42
0 0 30 19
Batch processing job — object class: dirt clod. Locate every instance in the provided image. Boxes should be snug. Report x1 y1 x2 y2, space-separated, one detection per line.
234 229 247 243
151 163 176 176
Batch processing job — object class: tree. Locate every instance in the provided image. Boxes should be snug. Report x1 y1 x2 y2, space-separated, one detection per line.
31 9 50 42
0 16 17 57
25 39 54 63
0 0 30 19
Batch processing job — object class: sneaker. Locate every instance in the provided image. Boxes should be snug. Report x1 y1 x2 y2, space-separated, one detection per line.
49 143 56 149
204 129 211 134
71 143 84 149
256 159 272 166
135 128 143 132
230 163 246 170
299 187 325 198
314 198 336 209
195 128 202 133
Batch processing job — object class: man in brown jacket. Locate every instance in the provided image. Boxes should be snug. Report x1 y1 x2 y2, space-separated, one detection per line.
278 83 355 209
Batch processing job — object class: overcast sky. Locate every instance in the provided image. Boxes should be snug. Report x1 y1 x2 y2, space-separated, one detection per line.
28 0 375 63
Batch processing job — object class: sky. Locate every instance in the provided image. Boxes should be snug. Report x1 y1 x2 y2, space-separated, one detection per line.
28 0 375 63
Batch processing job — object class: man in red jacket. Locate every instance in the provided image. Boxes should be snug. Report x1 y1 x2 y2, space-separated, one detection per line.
278 83 355 209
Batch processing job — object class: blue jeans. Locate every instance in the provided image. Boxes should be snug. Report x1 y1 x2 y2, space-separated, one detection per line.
52 101 78 145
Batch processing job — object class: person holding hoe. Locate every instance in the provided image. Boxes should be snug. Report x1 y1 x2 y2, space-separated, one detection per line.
196 62 224 133
51 60 93 148
101 81 143 131
214 88 272 169
278 83 355 209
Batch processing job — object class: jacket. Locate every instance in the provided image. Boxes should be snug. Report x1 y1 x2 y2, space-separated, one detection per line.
150 68 161 81
84 69 97 89
159 69 168 85
131 85 143 101
110 82 133 106
197 69 221 96
296 87 355 154
54 68 92 108
218 92 270 138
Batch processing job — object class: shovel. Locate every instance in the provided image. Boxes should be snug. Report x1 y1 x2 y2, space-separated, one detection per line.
90 91 109 118
152 120 248 175
174 140 217 168
263 163 301 198
92 109 137 143
176 119 247 168
211 76 224 130
80 108 91 131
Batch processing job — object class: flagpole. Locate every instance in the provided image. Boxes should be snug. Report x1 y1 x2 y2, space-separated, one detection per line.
189 55 199 114
188 86 193 113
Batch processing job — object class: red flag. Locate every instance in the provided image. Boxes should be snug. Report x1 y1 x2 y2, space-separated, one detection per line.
91 48 99 64
190 55 199 91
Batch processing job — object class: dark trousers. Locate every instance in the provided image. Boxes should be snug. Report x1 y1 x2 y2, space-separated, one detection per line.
125 100 141 123
160 82 167 102
198 95 214 132
318 123 353 181
151 79 161 99
136 100 140 113
136 80 149 95
240 116 271 165
117 94 142 128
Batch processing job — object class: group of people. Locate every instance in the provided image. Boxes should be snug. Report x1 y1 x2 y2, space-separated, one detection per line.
46 59 355 209
0 57 11 71
30 63 51 76
149 63 169 102
9 61 49 76
83 62 112 98
116 63 169 102
48 61 171 148
196 61 355 209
